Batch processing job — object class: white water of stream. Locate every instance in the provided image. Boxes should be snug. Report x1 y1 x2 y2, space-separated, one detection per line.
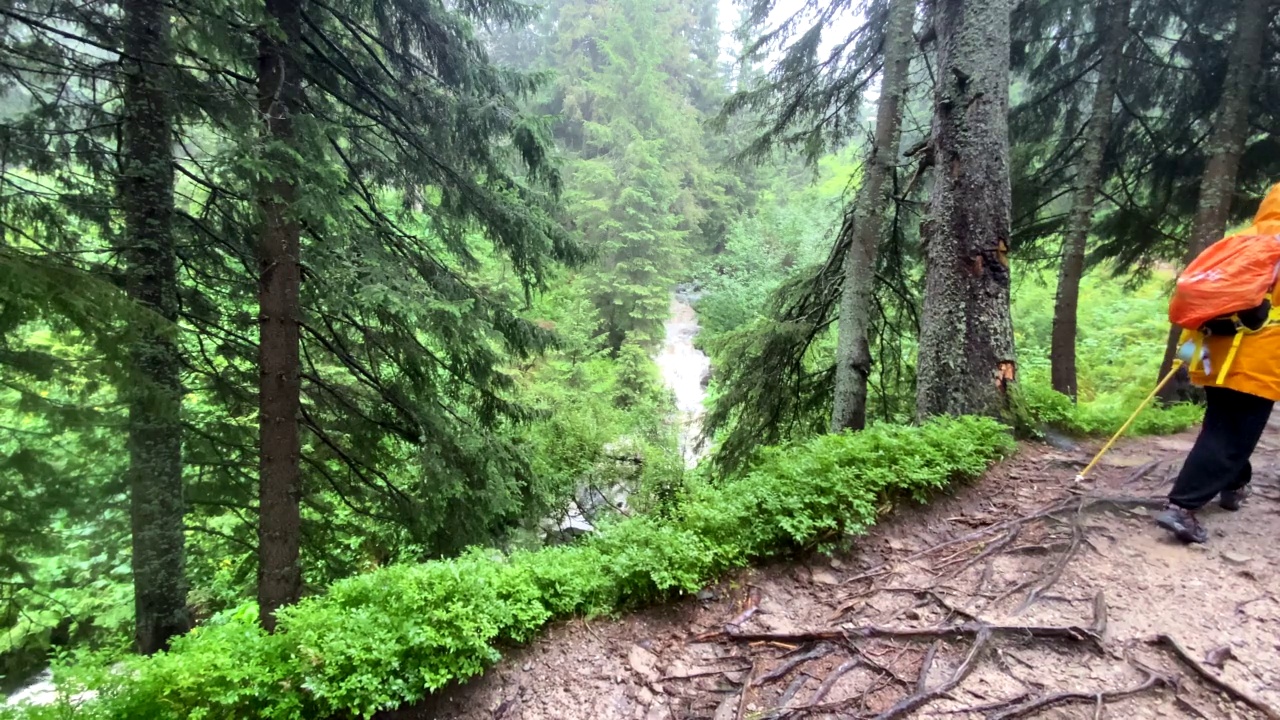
655 290 711 468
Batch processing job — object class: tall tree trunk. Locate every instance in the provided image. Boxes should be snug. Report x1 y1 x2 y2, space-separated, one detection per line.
257 0 304 631
1049 0 1130 401
121 0 189 655
830 0 917 433
1156 0 1274 403
915 0 1016 421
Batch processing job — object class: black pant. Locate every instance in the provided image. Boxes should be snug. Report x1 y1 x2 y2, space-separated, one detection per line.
1169 386 1274 510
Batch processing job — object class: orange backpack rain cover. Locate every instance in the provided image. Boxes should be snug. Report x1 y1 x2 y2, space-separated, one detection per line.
1169 234 1280 330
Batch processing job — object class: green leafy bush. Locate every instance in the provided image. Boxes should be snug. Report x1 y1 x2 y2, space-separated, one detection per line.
1 417 1012 720
1011 267 1204 438
1014 379 1202 438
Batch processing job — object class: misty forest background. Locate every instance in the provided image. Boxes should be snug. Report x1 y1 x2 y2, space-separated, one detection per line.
2 0 1278 714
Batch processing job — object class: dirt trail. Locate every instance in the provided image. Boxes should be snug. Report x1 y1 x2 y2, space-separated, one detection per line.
394 415 1280 720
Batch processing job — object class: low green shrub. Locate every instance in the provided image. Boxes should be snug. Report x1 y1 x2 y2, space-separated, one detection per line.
1015 380 1203 439
2 417 1014 720
1011 265 1203 439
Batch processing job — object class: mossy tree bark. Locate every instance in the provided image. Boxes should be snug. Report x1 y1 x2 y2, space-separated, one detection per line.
121 0 190 655
915 0 1017 421
1049 0 1130 401
256 0 304 632
831 0 917 433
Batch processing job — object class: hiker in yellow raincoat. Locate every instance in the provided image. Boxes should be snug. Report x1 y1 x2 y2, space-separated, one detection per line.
1156 183 1280 544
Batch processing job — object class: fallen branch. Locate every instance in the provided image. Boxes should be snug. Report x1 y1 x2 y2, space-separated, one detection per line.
1154 634 1280 720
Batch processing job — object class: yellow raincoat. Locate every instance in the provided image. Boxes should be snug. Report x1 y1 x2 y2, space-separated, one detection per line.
1187 183 1280 401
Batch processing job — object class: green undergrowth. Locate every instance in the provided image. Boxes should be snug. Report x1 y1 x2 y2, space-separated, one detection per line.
1014 380 1203 439
1012 267 1204 439
3 417 1014 720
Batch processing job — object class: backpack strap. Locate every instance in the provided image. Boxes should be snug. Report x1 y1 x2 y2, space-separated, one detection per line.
1217 332 1246 384
1215 288 1277 384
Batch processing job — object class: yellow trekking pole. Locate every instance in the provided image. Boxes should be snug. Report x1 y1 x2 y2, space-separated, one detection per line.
1075 359 1185 482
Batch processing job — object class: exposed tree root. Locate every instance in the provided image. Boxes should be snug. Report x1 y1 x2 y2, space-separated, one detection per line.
756 644 832 684
870 630 991 720
677 489 1280 720
773 659 859 719
978 663 1173 719
765 673 812 718
713 591 1107 653
807 659 859 706
840 494 1162 595
1153 634 1280 720
853 643 915 688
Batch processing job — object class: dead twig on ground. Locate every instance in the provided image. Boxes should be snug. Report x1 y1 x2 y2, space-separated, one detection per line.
658 658 754 682
579 617 604 644
834 586 976 622
1153 634 1280 720
1234 593 1272 615
1120 459 1164 487
934 527 1020 574
851 643 917 688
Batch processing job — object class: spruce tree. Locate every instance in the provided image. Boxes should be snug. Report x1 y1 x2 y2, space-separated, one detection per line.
1156 0 1277 401
830 0 916 432
120 0 190 652
915 0 1016 420
537 0 725 348
231 0 579 623
1048 0 1130 401
255 0 306 630
701 0 928 471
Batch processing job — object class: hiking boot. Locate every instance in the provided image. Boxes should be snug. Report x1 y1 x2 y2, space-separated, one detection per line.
1219 485 1252 512
1155 505 1208 544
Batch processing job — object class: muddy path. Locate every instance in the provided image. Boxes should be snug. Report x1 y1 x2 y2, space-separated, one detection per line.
393 414 1280 720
